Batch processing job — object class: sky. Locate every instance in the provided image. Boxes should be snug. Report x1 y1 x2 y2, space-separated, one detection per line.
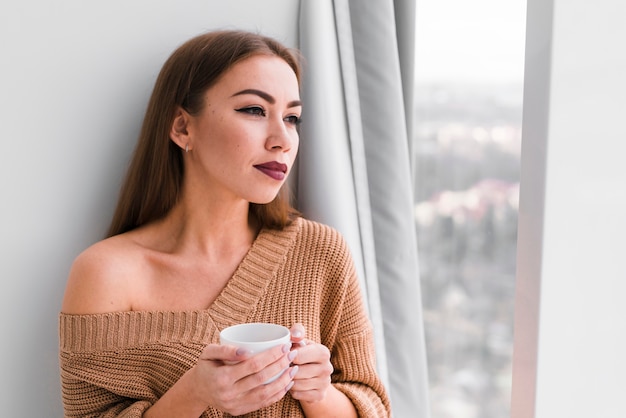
415 0 528 84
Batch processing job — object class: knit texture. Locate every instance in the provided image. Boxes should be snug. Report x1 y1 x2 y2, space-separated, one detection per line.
59 217 391 417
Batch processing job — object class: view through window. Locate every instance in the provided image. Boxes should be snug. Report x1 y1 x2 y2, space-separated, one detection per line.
413 1 527 417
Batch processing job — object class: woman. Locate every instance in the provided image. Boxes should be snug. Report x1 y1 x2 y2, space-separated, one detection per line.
60 30 391 418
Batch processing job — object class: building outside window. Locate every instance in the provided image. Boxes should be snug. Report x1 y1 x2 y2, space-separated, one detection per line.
413 1 527 417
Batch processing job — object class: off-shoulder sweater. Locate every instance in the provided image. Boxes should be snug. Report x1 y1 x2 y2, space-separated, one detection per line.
59 217 391 417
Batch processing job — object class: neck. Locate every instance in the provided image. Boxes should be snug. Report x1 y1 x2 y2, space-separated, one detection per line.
156 197 259 260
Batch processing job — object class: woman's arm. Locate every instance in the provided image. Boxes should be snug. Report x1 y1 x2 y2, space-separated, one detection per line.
144 344 296 417
304 226 392 417
288 325 357 418
61 332 296 417
299 386 358 418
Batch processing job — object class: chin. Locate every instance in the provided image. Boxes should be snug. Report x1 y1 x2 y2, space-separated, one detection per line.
251 197 278 205
248 192 281 205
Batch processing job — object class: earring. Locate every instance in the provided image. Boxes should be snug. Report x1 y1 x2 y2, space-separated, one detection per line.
185 144 189 153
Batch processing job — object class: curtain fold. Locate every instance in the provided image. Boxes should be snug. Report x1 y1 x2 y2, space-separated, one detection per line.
297 1 429 416
296 0 389 387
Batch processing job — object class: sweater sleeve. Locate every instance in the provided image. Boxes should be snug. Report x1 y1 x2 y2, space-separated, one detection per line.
319 229 392 418
333 330 392 417
58 312 209 418
60 349 156 418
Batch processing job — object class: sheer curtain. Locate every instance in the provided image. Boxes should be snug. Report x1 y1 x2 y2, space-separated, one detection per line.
296 0 430 416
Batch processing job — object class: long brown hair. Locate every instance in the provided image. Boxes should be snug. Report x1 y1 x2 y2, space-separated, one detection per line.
106 30 302 237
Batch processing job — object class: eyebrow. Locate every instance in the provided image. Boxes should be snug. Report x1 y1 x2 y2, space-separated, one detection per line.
232 89 302 108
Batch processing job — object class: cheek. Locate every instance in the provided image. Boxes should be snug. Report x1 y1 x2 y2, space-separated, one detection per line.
206 124 243 152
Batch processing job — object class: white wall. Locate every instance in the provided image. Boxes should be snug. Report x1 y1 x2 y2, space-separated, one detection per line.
0 1 299 415
512 0 626 417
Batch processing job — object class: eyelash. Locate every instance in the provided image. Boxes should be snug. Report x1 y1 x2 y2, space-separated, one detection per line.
236 106 266 117
285 115 302 126
235 106 302 126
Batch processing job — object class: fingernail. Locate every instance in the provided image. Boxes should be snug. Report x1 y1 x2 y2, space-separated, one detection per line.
285 381 295 392
288 349 298 362
292 330 303 338
236 347 250 356
289 365 299 378
282 343 291 353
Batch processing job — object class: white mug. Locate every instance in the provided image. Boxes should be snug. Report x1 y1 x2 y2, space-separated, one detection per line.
219 323 291 383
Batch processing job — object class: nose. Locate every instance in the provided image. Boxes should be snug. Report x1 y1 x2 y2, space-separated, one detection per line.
266 117 296 152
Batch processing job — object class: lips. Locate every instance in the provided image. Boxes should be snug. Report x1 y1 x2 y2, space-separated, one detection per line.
254 161 288 181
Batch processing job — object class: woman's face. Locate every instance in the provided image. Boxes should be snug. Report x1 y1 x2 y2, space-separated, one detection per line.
184 55 301 205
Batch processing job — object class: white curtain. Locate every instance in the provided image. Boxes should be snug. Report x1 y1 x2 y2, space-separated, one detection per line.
296 0 430 416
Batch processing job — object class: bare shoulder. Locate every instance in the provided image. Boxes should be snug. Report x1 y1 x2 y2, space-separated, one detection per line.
61 234 144 315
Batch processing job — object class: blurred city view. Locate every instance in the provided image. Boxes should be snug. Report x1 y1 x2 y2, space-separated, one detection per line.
413 82 523 418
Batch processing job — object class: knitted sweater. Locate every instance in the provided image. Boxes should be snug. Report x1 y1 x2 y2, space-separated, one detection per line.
59 217 391 417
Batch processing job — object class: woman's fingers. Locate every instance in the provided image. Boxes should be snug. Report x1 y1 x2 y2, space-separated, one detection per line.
193 342 296 415
288 342 333 402
221 363 297 416
199 342 250 363
235 345 295 388
289 369 332 402
290 323 306 346
290 341 330 368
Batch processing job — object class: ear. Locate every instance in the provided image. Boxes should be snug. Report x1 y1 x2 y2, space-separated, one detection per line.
169 107 192 151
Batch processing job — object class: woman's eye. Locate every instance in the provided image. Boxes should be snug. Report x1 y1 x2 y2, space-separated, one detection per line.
285 115 301 125
236 106 266 117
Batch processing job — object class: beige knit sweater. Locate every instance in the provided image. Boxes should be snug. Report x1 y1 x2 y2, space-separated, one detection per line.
59 217 391 417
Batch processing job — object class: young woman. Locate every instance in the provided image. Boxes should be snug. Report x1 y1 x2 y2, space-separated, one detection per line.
59 30 391 418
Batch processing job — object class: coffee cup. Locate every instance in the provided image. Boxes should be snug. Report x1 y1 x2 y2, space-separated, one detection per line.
219 323 291 383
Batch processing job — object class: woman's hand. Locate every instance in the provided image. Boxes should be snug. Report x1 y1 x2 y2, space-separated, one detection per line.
191 342 297 416
288 324 334 403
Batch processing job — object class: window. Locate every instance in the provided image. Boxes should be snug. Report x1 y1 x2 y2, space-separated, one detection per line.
413 1 527 417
